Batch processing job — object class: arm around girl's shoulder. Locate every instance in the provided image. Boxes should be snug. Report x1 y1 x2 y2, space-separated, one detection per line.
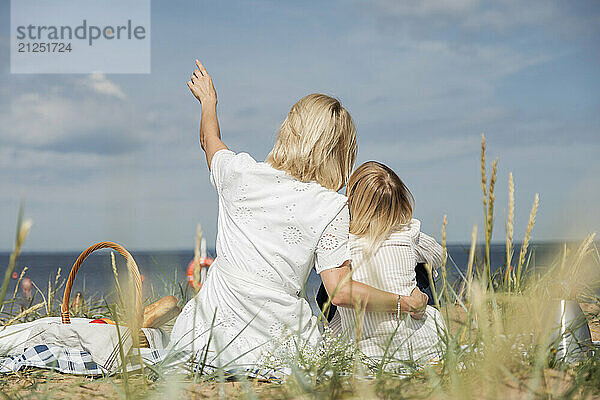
411 220 444 270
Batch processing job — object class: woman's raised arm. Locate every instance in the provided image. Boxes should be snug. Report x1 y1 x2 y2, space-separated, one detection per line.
187 60 228 170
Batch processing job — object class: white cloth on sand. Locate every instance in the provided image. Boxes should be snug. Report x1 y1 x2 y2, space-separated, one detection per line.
0 317 168 373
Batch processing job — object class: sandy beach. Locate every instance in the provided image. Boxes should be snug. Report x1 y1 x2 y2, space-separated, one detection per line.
1 302 599 399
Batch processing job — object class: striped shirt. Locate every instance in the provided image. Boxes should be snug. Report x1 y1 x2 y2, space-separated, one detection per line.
336 219 447 364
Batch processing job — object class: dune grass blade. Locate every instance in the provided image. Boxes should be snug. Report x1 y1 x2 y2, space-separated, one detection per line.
505 172 515 291
466 225 478 303
486 159 498 287
193 224 203 292
427 264 440 309
2 302 45 326
480 134 489 287
441 215 448 304
516 193 539 292
107 304 132 399
110 252 125 310
0 203 32 312
30 280 48 315
8 267 28 318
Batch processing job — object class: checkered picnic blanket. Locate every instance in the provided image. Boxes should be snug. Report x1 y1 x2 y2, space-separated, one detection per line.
0 344 168 375
0 345 286 381
0 345 103 374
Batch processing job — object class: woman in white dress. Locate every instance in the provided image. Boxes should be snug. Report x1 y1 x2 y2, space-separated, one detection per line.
170 60 429 372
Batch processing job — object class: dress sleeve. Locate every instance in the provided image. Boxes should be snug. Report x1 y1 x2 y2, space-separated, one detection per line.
209 149 236 192
315 205 351 274
413 231 444 270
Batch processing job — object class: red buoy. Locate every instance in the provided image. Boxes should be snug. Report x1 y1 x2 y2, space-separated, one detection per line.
187 257 213 291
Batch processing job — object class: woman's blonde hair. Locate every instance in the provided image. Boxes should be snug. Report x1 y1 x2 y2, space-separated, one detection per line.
348 161 414 251
266 94 357 191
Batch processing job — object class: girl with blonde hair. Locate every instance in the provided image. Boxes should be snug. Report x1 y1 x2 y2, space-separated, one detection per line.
336 161 447 366
170 61 428 372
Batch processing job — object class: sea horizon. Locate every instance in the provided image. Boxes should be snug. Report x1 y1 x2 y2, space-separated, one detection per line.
2 241 593 316
1 239 594 255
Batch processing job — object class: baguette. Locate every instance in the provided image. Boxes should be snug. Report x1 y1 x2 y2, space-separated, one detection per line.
142 295 181 328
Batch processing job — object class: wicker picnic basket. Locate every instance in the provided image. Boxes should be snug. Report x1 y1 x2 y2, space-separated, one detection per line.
60 241 149 347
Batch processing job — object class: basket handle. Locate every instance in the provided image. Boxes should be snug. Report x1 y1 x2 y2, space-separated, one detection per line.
61 241 143 325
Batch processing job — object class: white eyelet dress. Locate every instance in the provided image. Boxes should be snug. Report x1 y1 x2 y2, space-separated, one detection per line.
170 149 350 372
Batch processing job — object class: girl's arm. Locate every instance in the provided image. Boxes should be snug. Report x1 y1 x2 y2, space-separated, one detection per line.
187 60 228 170
414 232 444 269
320 262 428 318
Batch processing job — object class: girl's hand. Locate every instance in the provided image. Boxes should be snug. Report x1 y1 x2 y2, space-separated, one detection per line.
405 287 428 319
187 60 217 106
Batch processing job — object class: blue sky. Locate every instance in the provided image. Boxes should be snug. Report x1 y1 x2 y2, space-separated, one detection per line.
1 0 599 251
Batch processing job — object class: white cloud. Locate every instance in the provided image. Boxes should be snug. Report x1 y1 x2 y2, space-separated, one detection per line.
83 73 127 99
0 79 147 151
462 5 555 31
371 0 480 18
363 0 595 36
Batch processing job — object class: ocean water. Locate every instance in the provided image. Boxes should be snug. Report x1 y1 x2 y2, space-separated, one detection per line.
0 243 571 316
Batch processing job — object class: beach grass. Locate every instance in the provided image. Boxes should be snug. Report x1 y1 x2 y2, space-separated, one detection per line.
1 141 600 399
